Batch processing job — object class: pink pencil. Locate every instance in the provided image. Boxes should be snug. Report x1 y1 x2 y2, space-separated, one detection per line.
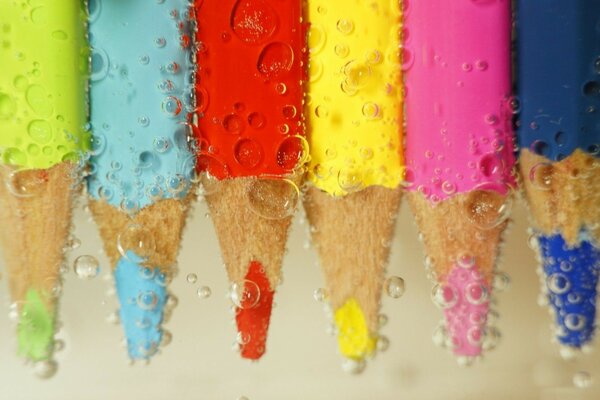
403 0 515 364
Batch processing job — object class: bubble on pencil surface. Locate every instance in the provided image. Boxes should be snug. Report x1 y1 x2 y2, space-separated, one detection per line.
246 178 299 220
529 163 553 190
117 224 156 262
4 169 45 197
229 280 261 309
462 189 511 229
73 255 100 279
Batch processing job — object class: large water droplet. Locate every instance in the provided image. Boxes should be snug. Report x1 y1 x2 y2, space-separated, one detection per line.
257 42 294 79
246 178 299 220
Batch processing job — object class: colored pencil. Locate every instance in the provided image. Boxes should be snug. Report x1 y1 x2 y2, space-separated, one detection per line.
516 1 600 355
0 1 89 376
87 0 196 361
404 1 515 364
303 0 403 370
194 0 307 360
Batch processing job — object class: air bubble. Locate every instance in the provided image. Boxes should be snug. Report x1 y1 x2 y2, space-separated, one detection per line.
341 358 366 374
247 178 299 220
564 314 586 332
336 19 354 35
313 288 327 302
34 360 58 379
465 282 489 305
385 276 405 298
547 273 570 295
137 291 159 311
197 286 212 299
73 255 100 279
6 170 45 197
463 190 511 229
117 224 156 261
431 284 458 309
573 371 593 389
529 163 553 190
161 96 182 117
230 280 261 309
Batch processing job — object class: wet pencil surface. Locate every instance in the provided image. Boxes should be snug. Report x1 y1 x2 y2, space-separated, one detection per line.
195 0 307 360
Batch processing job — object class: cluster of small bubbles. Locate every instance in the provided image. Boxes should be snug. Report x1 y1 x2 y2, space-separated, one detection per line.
384 276 405 298
73 255 100 279
229 280 261 309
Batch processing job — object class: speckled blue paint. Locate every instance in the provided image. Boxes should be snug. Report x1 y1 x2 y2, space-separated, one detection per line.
516 1 600 161
115 251 168 360
87 0 195 210
538 234 600 348
87 0 193 360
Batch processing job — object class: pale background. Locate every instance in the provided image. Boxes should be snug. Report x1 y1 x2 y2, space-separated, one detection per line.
0 195 599 400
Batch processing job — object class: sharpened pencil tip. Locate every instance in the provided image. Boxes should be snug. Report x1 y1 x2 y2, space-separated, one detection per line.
537 233 600 348
234 261 274 360
437 263 492 358
17 289 55 361
334 298 376 360
114 251 167 361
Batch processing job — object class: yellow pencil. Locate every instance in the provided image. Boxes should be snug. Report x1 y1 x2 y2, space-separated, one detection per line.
303 0 404 372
